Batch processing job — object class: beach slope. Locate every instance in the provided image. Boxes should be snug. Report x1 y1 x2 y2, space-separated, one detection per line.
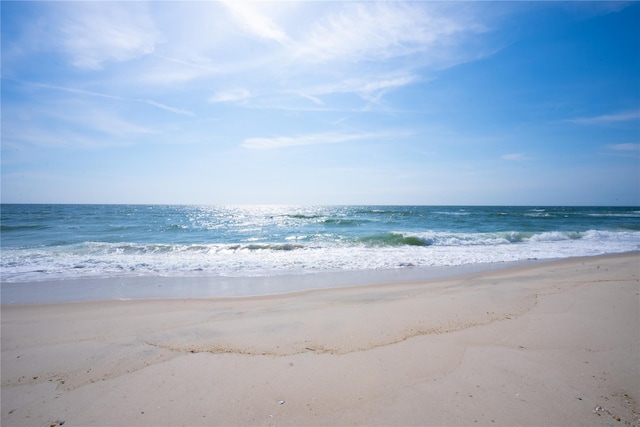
2 253 639 426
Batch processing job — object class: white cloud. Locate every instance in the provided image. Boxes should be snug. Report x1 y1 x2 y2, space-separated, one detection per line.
16 79 193 116
268 73 419 111
561 1 634 18
501 153 527 161
569 110 640 125
65 109 157 139
298 93 324 106
3 110 153 149
221 1 289 44
201 2 487 110
37 1 493 112
304 74 417 99
140 54 220 85
607 143 640 151
242 132 387 150
143 100 193 117
294 2 485 64
603 143 640 159
55 2 161 69
210 88 252 103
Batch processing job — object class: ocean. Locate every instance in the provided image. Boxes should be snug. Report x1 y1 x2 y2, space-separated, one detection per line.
1 204 639 286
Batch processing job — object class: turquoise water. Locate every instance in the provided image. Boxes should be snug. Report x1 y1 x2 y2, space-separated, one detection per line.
1 204 639 283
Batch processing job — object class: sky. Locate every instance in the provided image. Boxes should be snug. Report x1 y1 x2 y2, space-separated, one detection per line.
1 1 639 206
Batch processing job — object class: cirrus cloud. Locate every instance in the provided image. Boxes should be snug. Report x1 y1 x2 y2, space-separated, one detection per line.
53 2 161 70
242 131 392 150
209 88 252 103
605 143 640 157
294 2 486 64
501 153 529 161
568 110 640 125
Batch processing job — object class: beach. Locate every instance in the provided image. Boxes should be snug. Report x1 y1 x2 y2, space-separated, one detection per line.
2 252 639 426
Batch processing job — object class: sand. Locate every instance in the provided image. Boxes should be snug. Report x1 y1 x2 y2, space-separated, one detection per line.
1 252 639 426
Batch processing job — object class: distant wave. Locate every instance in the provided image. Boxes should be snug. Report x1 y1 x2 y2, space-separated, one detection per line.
433 211 470 216
357 233 428 247
588 213 640 218
353 229 637 247
321 218 370 226
284 214 325 220
0 224 50 231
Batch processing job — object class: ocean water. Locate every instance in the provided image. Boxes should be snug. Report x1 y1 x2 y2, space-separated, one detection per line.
1 204 639 284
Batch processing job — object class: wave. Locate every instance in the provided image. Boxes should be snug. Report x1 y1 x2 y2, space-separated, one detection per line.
2 229 639 283
167 224 189 230
352 230 626 247
32 229 640 254
354 208 418 216
5 228 637 256
524 213 553 218
357 233 428 247
588 213 640 218
618 224 640 231
284 214 325 220
433 211 470 216
0 224 51 231
79 241 308 254
241 243 305 251
321 218 370 226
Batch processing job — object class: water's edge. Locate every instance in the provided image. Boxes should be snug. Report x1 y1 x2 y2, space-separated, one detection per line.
0 254 616 305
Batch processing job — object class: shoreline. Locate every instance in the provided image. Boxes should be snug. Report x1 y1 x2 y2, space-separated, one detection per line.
2 252 639 426
2 251 638 305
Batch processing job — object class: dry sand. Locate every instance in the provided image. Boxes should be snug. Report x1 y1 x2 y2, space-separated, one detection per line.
2 252 639 426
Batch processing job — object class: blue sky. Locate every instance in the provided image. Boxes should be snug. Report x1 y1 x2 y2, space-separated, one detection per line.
1 1 639 205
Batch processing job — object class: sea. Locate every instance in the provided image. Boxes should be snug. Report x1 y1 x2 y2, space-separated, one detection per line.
2 205 639 288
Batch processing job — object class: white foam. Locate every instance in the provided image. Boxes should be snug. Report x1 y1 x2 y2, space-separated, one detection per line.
2 230 639 283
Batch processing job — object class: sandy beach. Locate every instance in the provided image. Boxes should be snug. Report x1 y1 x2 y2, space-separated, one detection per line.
2 252 639 426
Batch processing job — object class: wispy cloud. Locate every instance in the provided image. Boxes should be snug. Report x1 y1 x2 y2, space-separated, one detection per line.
561 1 634 18
3 111 154 149
298 93 325 106
242 132 390 150
68 109 157 138
605 143 640 158
149 2 487 110
301 74 418 102
142 100 193 116
30 1 491 113
22 80 122 101
10 79 194 116
209 88 252 103
501 153 528 161
607 143 640 151
221 1 289 44
54 2 161 70
569 110 640 125
294 2 485 64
